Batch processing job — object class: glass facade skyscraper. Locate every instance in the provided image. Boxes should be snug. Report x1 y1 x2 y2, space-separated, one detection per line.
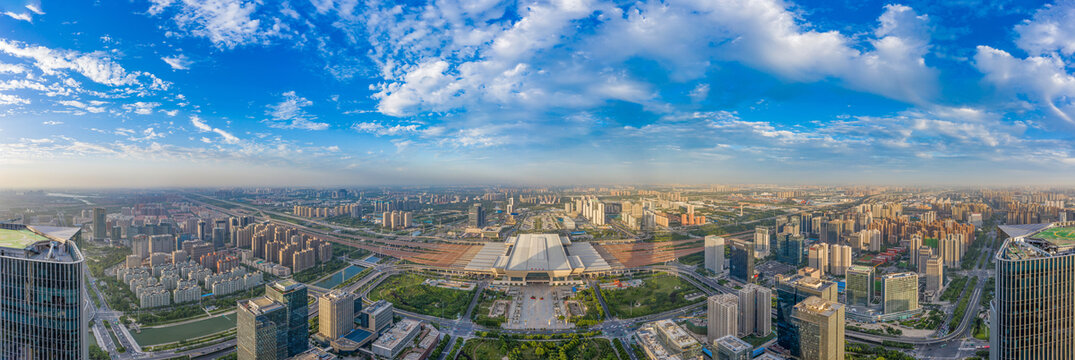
775 274 836 358
0 223 87 360
265 279 309 356
991 223 1075 360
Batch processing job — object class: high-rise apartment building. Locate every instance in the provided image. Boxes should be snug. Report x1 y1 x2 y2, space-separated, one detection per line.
318 290 355 339
808 243 828 276
882 272 919 314
707 294 738 345
93 207 106 239
729 240 754 283
908 234 923 266
704 235 725 275
917 246 933 274
0 224 87 360
754 226 770 258
793 296 845 360
990 223 1075 359
845 265 874 307
925 256 943 294
776 274 836 358
828 244 851 276
737 284 772 337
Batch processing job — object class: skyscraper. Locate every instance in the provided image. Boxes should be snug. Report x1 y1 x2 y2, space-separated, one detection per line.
704 235 725 275
776 274 837 358
754 226 770 258
0 224 87 359
468 203 486 228
707 294 738 345
882 272 919 314
237 295 288 360
925 256 943 294
807 243 828 276
729 240 754 283
775 233 803 266
264 280 309 356
318 290 355 339
916 246 933 274
845 265 874 307
793 296 845 360
991 224 1075 359
92 207 106 239
737 284 772 337
828 244 851 275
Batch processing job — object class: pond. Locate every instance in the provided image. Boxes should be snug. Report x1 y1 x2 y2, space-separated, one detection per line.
315 265 366 289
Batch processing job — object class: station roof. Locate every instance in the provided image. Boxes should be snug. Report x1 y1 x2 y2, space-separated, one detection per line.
503 234 572 273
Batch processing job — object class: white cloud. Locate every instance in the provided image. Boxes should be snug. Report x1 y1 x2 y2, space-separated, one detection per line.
1015 2 1075 56
364 0 939 117
351 122 422 136
162 54 193 70
59 100 106 113
25 4 44 15
190 115 240 143
0 62 26 73
161 109 179 116
3 12 32 22
42 120 62 125
124 102 160 115
0 93 29 105
0 39 166 89
265 91 329 130
147 0 285 48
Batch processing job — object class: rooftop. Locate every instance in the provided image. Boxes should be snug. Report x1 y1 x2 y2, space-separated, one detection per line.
999 222 1075 260
0 224 82 262
372 318 420 349
715 335 752 352
0 229 48 249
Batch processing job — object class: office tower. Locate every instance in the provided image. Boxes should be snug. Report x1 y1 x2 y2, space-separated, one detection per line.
808 243 829 276
93 207 106 239
738 284 772 337
714 335 752 360
197 219 207 241
776 233 803 266
237 295 288 360
882 272 919 314
828 244 851 276
468 203 486 228
916 246 933 274
845 265 874 307
318 290 355 339
707 294 738 344
754 226 770 258
704 235 726 275
775 274 837 358
264 280 309 356
793 296 845 360
214 219 229 247
925 256 943 294
908 234 923 266
229 217 241 247
729 240 754 283
0 224 87 360
990 224 1075 359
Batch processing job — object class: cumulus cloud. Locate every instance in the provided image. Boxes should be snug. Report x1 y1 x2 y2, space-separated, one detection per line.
265 91 329 130
363 0 938 117
59 100 106 113
146 0 286 48
0 39 167 89
975 2 1075 126
0 93 29 105
351 122 422 136
124 102 160 115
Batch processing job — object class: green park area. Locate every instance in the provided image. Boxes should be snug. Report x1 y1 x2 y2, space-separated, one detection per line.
460 337 619 360
367 273 474 319
471 289 512 328
1034 226 1075 244
131 313 236 346
600 273 705 318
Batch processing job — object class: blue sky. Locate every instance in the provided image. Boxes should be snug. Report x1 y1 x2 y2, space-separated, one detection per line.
0 0 1074 187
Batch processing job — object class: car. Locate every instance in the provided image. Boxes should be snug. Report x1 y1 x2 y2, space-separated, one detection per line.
531 296 536 299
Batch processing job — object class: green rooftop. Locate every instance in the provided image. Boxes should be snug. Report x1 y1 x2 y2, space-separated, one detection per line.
1032 226 1075 246
0 229 49 249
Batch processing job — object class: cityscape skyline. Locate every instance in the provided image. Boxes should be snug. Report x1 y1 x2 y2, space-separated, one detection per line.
2 0 1075 187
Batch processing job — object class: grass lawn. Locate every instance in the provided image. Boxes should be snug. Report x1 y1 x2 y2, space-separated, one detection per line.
743 331 776 347
460 337 618 360
367 273 474 319
471 289 511 328
601 273 705 318
1035 226 1075 244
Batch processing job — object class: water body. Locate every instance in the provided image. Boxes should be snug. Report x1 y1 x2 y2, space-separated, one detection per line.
315 265 366 289
46 193 95 205
131 313 236 346
364 256 381 264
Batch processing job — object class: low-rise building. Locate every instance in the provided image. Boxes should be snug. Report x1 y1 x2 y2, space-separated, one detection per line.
371 318 421 358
